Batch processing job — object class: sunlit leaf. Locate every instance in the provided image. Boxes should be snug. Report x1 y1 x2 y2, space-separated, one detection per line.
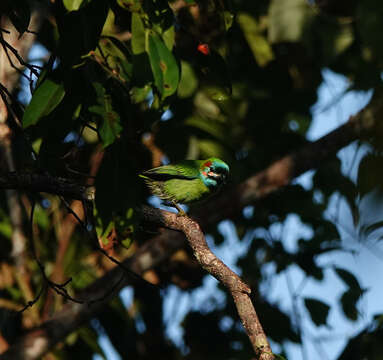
162 25 175 50
130 84 151 103
178 61 198 98
131 12 146 55
269 0 314 43
147 32 179 98
224 11 234 31
63 0 86 11
237 12 274 67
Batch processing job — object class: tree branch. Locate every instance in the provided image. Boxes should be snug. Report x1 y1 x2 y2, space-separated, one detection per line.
141 205 273 359
0 172 94 200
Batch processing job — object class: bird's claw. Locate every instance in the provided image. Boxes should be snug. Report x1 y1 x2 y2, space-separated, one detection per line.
177 209 187 217
173 203 187 217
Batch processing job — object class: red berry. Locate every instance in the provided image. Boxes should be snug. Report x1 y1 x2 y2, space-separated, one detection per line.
197 43 210 55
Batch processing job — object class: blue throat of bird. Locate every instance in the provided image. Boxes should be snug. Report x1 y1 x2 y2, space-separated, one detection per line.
200 167 227 188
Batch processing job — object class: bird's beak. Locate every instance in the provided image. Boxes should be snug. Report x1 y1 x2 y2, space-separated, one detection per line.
208 171 227 184
207 171 220 178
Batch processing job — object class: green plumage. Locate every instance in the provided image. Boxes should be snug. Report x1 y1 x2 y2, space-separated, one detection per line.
140 158 229 212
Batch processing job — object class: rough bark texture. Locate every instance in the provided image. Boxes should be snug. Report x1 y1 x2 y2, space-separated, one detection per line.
141 206 273 359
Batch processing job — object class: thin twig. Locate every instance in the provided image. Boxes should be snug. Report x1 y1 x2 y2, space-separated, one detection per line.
23 200 86 309
0 31 41 77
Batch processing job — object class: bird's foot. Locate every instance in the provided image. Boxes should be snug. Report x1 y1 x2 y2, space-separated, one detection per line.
173 203 187 217
176 209 187 217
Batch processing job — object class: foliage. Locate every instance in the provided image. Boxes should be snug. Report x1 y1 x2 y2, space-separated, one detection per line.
1 0 383 359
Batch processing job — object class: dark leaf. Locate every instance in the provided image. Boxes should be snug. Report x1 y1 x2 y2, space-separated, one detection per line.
5 0 31 35
334 268 363 292
78 326 106 359
89 82 123 147
57 0 109 66
340 288 365 321
304 297 330 326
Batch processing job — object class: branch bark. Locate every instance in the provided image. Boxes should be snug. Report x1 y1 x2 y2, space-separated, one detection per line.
1 87 383 359
0 172 93 200
141 206 273 359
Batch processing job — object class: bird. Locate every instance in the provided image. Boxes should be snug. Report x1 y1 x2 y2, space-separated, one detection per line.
140 157 229 216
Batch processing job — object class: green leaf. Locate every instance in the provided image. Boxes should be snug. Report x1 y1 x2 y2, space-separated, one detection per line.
237 12 274 67
162 25 175 50
204 86 231 102
178 61 198 98
97 36 132 83
147 32 179 98
131 13 153 88
269 0 314 44
130 84 151 103
224 11 234 31
34 204 49 229
117 0 141 11
99 110 122 147
63 0 86 11
116 207 136 249
304 298 330 326
316 20 354 63
23 78 66 128
131 13 146 55
89 83 122 147
0 208 11 238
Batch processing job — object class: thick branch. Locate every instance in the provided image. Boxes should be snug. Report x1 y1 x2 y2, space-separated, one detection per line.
0 172 93 201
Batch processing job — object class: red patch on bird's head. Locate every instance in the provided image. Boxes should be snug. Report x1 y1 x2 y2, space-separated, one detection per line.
203 161 212 169
197 43 210 55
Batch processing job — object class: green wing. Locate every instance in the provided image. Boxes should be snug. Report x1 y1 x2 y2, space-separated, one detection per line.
141 160 202 180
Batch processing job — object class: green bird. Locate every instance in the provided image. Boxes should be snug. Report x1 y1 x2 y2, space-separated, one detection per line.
140 157 229 215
